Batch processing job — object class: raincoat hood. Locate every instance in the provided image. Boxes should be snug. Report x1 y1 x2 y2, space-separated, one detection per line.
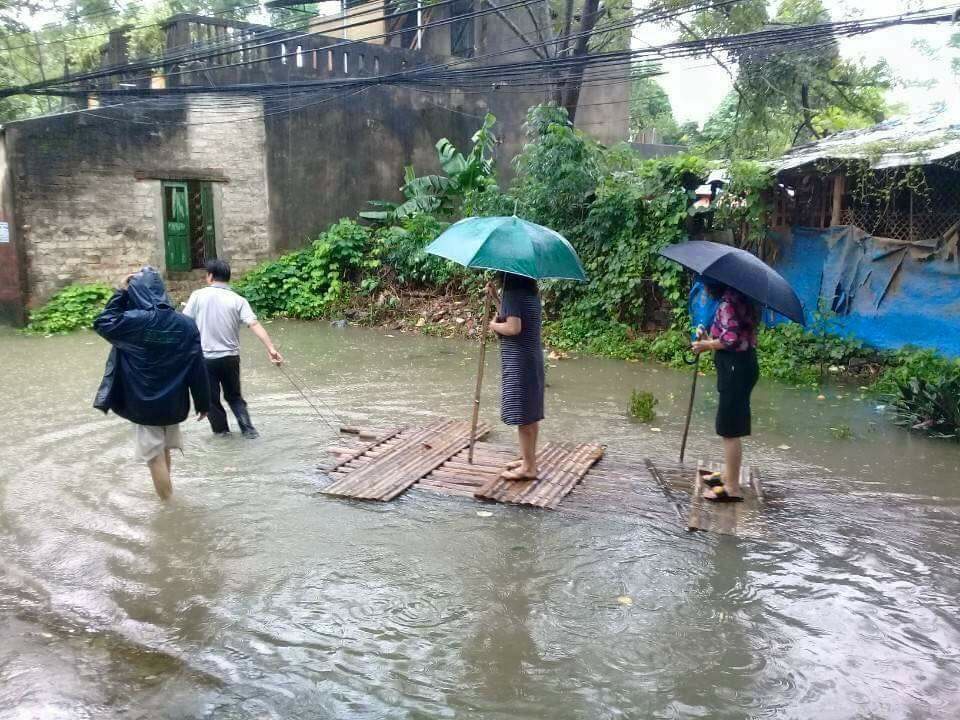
93 274 209 426
127 267 172 311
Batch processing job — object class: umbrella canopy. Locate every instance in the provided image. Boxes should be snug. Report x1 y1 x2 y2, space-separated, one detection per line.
659 241 805 325
425 216 587 281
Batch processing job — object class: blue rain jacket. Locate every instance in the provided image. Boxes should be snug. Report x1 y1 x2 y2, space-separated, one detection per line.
93 269 210 426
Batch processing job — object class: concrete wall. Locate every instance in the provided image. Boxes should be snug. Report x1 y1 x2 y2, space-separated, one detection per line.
264 86 481 250
4 99 271 307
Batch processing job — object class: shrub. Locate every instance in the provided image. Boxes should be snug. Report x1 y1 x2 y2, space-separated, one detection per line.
24 283 114 334
234 219 376 318
375 214 463 288
888 373 960 440
629 390 658 422
872 348 960 397
757 322 868 386
874 349 960 440
543 317 643 359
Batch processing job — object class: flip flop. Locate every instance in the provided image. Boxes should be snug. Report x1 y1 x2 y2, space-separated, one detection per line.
703 486 743 503
501 468 538 481
700 471 724 488
505 459 523 470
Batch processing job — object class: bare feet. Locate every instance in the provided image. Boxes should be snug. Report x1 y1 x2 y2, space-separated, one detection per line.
501 468 538 481
505 459 523 470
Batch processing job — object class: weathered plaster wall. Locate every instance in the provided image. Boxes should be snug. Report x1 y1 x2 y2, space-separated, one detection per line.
264 86 482 250
5 99 271 307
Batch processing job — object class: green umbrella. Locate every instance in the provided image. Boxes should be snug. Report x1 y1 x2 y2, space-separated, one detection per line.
425 216 586 463
424 216 587 281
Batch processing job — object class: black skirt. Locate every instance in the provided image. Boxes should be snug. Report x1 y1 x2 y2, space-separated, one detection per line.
714 348 759 438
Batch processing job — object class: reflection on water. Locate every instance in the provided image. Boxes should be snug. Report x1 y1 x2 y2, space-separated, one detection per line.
1 322 959 719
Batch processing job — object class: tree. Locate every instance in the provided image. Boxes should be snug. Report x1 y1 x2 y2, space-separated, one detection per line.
629 66 682 144
548 0 634 122
678 0 894 158
0 0 309 121
951 31 959 76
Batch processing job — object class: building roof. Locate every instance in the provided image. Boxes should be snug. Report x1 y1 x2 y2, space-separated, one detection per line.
775 109 960 173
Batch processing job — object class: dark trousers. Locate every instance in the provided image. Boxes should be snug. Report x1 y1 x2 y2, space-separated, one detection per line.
205 355 256 435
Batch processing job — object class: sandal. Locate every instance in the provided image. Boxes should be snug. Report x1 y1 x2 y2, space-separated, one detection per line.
700 471 724 488
703 486 743 503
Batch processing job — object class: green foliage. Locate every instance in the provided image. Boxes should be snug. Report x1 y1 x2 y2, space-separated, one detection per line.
629 66 683 144
512 105 602 234
234 219 375 318
376 214 464 288
830 423 853 440
711 161 775 258
680 0 894 159
756 321 867 385
883 353 960 440
629 390 658 422
24 283 113 335
361 113 498 224
873 349 960 398
543 317 644 359
951 32 959 76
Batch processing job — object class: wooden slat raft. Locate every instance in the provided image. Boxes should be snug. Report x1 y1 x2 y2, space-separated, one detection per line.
474 442 605 509
322 422 774 537
646 458 769 538
322 419 491 501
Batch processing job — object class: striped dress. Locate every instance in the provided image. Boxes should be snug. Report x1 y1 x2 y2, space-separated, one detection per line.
498 286 545 426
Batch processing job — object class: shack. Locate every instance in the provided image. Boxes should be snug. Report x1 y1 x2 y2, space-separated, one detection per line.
767 111 960 356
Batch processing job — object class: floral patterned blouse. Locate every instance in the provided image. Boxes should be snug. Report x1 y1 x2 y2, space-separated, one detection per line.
710 289 758 352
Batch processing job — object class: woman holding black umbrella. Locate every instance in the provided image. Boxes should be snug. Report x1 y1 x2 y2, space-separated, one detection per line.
691 280 760 501
660 241 804 501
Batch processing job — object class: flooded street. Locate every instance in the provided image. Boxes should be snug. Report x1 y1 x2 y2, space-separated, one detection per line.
1 322 959 719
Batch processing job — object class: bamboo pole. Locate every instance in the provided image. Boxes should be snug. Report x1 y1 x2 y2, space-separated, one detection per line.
468 295 493 464
679 353 701 464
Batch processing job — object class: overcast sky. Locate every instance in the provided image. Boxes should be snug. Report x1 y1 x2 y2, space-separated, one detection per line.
637 0 960 125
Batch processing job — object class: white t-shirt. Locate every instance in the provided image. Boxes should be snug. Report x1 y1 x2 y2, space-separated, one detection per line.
182 284 257 359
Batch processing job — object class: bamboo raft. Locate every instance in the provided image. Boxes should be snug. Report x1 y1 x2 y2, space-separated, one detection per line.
323 419 772 537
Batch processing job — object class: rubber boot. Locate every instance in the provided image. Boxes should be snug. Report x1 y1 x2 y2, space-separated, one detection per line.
233 405 259 439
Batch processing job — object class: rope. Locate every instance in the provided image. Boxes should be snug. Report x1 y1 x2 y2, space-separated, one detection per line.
275 363 342 431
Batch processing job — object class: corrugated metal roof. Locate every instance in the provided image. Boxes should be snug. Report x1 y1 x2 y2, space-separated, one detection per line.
774 109 960 172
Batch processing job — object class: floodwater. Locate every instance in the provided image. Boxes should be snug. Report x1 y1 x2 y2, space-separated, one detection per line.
1 322 959 720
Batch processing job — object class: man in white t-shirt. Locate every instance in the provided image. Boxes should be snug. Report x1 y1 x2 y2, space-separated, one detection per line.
183 259 283 439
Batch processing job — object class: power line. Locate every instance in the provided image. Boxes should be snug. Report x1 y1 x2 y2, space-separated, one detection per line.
4 0 738 97
6 0 954 135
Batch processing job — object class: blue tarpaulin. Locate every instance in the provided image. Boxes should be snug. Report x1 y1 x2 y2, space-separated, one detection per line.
770 226 960 357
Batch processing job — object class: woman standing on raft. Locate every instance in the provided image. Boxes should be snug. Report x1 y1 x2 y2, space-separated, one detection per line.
486 272 545 480
691 280 760 502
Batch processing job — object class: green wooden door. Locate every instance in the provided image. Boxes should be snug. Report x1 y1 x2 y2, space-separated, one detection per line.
200 183 217 262
163 182 190 271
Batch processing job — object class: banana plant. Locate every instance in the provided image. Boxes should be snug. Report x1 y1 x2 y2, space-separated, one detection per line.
360 113 497 225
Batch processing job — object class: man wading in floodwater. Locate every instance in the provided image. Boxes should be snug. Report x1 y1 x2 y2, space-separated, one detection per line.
183 259 283 439
94 267 210 500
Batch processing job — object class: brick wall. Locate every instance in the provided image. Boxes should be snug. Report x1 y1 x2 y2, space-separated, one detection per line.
186 99 271 269
5 98 271 308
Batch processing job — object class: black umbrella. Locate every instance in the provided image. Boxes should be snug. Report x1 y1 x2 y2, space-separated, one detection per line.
659 241 805 325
